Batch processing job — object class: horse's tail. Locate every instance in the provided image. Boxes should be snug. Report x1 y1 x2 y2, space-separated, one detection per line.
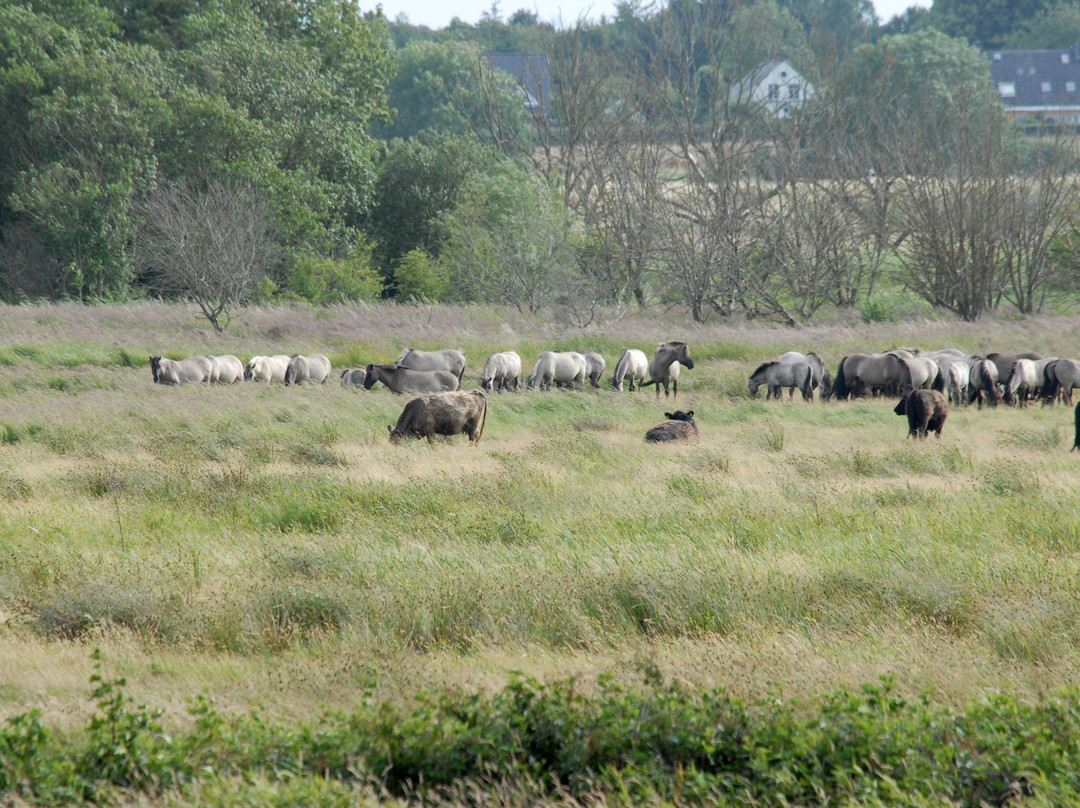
832 357 849 400
1073 401 1080 451
1040 359 1060 403
1004 364 1018 405
613 350 629 389
800 365 814 401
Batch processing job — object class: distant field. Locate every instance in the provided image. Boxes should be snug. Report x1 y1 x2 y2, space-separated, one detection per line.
1 301 1080 803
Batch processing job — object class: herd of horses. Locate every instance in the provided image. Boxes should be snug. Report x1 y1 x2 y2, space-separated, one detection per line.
149 341 1080 448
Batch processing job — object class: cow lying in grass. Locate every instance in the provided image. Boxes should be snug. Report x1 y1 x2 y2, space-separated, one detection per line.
389 389 487 443
645 410 699 443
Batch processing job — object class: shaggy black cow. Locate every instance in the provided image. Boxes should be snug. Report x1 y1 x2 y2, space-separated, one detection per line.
894 389 948 439
645 410 700 443
388 389 487 443
1073 401 1080 451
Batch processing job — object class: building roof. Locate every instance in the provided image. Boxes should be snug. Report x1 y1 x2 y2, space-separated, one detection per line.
488 53 552 111
988 46 1080 111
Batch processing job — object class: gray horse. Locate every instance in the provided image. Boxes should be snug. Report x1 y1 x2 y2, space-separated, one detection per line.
1041 358 1080 405
364 363 460 394
481 351 522 393
779 351 831 399
340 368 367 388
284 354 331 385
748 360 813 401
831 352 903 399
967 358 1001 409
585 352 606 389
395 348 467 382
641 341 695 399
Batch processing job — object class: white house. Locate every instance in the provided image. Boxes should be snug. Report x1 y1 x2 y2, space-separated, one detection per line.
729 59 814 117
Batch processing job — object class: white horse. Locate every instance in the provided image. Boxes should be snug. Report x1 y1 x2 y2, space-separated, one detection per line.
1004 359 1038 407
611 349 648 392
150 355 212 385
284 354 331 385
778 351 831 399
584 352 606 389
394 348 467 382
208 355 244 384
481 351 522 393
748 360 813 401
245 355 290 382
340 368 367 388
528 351 587 391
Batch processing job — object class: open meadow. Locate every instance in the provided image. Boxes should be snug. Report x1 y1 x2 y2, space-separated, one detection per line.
2 301 1080 805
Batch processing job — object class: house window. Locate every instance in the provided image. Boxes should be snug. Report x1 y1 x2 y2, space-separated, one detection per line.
998 82 1016 98
1064 53 1071 64
767 84 779 100
788 83 800 99
1042 81 1052 92
1068 81 1077 92
992 52 1002 61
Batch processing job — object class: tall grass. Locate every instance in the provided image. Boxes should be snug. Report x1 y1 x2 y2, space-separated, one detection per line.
2 301 1080 731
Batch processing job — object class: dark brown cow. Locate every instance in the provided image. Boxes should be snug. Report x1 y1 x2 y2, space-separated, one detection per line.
894 389 948 439
645 410 700 443
388 389 487 443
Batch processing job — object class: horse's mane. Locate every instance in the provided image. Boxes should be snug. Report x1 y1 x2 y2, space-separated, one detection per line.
750 360 777 377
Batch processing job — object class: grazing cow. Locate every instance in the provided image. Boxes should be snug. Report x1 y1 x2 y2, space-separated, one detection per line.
388 389 487 443
150 355 212 385
894 389 948 439
284 354 332 385
340 368 367 388
645 410 700 443
584 352 606 389
481 351 522 393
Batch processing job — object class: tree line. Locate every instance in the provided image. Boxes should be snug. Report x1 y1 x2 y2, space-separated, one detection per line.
1 0 1079 328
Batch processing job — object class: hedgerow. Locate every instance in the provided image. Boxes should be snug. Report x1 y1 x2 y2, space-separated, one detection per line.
4 655 1080 806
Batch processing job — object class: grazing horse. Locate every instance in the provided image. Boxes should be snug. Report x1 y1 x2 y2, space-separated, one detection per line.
986 351 1043 382
747 360 813 401
779 351 832 399
831 352 903 399
967 359 1000 409
245 354 290 382
284 354 331 385
611 349 648 392
481 351 522 393
528 351 587 391
933 356 973 405
641 341 695 399
584 352 606 389
898 355 944 395
340 368 367 388
645 410 700 443
208 355 244 384
1041 358 1080 405
394 348 467 382
1004 359 1038 407
150 355 212 385
364 363 460 394
894 389 948 439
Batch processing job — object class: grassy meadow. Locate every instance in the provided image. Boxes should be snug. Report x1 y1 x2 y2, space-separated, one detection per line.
2 300 1080 803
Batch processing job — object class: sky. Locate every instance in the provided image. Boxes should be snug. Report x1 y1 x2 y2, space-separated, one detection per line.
376 0 929 31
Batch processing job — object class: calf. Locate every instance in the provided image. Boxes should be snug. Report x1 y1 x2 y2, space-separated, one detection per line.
645 410 700 443
389 389 487 443
894 389 948 439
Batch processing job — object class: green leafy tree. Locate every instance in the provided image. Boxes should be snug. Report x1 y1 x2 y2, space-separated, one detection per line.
1004 3 1080 49
441 165 578 313
366 133 488 284
284 239 384 305
393 248 450 301
930 0 1051 48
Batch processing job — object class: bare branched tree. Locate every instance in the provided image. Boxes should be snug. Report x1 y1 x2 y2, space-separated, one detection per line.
135 180 276 332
